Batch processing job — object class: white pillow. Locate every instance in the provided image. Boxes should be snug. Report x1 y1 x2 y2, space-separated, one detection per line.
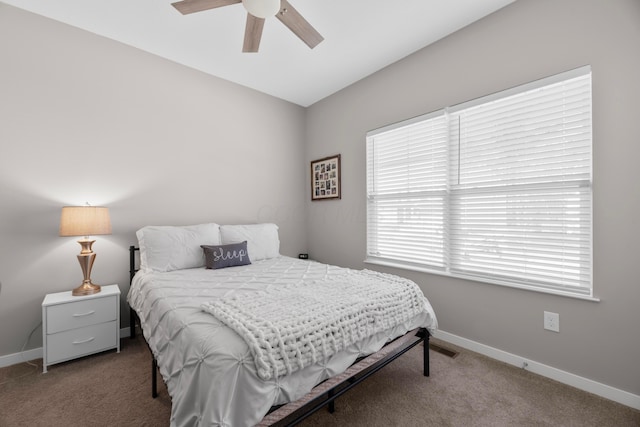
219 223 280 261
136 223 221 272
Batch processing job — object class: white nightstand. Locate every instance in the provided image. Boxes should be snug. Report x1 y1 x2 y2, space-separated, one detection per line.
42 284 120 373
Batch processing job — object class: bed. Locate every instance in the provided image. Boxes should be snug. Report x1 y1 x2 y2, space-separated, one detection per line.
127 223 438 426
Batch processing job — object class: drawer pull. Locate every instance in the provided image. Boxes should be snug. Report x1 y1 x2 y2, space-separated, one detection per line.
72 337 95 345
72 310 96 317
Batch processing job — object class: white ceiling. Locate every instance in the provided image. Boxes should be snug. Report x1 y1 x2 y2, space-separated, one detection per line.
3 0 516 106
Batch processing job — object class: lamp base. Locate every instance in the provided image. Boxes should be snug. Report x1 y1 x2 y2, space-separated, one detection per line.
72 281 101 296
72 239 101 296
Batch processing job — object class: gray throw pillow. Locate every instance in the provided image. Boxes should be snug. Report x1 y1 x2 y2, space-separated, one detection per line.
201 241 252 269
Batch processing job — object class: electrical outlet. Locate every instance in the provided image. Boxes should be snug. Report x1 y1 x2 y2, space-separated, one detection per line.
544 311 560 332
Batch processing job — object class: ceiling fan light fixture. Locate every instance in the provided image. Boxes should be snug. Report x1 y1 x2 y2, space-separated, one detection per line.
242 0 280 19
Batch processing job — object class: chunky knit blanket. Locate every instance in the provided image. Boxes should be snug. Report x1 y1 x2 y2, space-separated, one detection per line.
201 269 427 380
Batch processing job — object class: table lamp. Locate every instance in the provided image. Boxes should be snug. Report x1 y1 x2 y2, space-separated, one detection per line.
59 205 112 296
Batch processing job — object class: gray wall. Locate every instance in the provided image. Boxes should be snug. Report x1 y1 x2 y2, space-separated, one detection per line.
305 0 640 396
0 4 307 356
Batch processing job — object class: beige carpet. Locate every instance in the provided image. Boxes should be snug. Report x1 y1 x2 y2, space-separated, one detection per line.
1 334 638 426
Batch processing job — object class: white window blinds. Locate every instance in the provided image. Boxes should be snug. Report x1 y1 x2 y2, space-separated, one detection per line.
366 66 592 297
367 112 449 269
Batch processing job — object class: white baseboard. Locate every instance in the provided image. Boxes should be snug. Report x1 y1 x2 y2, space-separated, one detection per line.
0 327 132 369
433 330 640 411
0 347 43 368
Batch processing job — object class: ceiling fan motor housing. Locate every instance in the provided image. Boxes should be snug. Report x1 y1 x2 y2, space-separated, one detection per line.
242 0 281 18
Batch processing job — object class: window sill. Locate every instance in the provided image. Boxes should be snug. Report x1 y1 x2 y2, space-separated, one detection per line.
364 258 600 303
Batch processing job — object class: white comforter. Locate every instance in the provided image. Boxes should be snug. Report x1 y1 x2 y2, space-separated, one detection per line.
128 256 437 427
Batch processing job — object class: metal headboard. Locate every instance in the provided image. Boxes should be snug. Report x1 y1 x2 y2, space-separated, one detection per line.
129 245 140 284
129 246 140 339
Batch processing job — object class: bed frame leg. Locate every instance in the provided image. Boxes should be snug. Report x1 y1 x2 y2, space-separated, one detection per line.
327 389 335 413
423 331 430 377
152 357 158 398
129 307 136 339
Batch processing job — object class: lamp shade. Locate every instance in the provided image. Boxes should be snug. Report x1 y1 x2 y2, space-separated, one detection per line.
242 0 280 19
59 206 112 237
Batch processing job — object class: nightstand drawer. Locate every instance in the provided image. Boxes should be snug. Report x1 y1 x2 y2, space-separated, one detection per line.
46 321 118 364
46 295 117 334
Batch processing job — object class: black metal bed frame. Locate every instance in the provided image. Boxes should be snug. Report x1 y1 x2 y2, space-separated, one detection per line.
128 245 430 426
129 246 160 397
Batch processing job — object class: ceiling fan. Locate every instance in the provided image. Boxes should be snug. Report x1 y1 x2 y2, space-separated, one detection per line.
171 0 324 53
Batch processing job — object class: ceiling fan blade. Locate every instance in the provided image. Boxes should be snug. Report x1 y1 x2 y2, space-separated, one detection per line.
275 0 323 49
243 14 265 52
172 0 241 15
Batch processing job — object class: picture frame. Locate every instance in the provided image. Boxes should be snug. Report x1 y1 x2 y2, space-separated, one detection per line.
311 154 341 201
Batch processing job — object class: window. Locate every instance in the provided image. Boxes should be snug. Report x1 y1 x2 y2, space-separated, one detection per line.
366 66 592 298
